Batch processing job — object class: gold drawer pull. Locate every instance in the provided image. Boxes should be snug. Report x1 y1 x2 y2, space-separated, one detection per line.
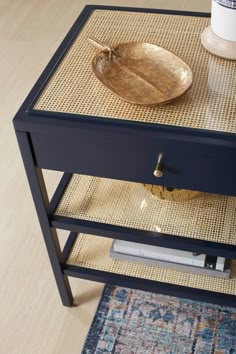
153 153 163 178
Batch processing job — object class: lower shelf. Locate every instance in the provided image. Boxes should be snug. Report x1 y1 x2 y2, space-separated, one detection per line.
66 234 236 297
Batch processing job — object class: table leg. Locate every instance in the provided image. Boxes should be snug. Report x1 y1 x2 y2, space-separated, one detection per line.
15 131 73 307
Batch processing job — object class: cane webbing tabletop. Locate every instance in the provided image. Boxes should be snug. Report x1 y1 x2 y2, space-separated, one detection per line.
56 174 236 245
34 9 236 134
67 234 236 295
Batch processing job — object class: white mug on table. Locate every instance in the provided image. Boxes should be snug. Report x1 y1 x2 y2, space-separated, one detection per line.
211 0 236 41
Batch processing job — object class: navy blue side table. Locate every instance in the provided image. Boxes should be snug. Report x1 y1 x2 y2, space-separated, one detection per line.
13 5 236 307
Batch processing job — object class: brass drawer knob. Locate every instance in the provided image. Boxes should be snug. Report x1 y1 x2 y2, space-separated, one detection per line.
153 153 163 178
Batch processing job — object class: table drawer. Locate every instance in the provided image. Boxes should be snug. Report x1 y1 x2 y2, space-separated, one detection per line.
30 125 236 196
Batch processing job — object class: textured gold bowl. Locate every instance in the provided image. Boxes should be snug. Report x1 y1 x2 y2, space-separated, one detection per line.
90 38 193 105
144 184 202 202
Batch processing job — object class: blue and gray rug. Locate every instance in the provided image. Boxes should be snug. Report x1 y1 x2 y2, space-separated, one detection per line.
82 285 236 353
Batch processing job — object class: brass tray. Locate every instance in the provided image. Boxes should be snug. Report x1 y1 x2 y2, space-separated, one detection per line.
88 37 193 105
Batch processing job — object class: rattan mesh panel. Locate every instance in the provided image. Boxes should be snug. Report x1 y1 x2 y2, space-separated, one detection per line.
56 175 236 245
34 10 236 134
67 234 236 295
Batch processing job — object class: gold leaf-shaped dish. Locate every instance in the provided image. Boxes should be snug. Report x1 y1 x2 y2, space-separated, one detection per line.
89 37 193 106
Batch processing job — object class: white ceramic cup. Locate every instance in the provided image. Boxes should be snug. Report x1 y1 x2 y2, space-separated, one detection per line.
211 0 236 41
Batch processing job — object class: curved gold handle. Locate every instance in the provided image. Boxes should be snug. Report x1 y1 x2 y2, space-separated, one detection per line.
153 153 163 178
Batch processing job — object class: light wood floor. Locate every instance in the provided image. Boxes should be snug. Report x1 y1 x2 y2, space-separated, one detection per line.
0 1 210 353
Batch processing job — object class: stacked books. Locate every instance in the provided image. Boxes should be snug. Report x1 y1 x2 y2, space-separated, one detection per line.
110 240 231 278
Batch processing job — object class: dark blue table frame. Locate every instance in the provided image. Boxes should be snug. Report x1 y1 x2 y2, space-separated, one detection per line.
13 5 236 307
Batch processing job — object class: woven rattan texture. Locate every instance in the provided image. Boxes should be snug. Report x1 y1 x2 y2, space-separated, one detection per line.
34 10 236 134
56 175 236 245
67 234 236 295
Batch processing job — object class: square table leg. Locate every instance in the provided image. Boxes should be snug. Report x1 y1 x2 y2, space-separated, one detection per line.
15 131 74 307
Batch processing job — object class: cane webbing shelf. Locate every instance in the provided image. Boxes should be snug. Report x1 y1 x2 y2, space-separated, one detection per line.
56 174 236 245
33 9 236 134
67 234 236 296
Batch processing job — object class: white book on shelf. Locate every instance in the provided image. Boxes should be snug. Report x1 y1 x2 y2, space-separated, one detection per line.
113 240 205 267
110 241 231 278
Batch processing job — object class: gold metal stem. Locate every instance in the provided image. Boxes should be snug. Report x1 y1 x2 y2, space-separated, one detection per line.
88 37 114 60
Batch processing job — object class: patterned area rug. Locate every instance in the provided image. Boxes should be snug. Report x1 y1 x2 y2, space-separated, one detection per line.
82 285 236 354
